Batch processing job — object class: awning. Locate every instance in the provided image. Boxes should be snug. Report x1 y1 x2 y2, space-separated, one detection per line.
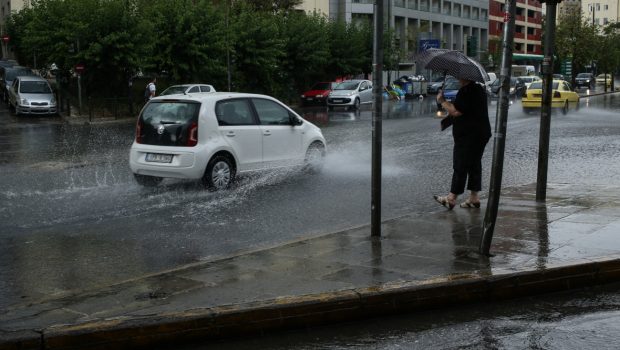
512 54 545 62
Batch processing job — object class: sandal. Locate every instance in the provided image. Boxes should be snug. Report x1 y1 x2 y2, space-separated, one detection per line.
459 199 481 208
434 195 455 210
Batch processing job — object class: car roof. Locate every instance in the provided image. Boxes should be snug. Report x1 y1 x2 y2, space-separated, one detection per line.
151 92 277 102
16 75 48 82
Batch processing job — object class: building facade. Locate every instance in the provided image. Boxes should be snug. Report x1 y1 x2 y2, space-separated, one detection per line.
300 0 489 63
557 0 581 22
582 0 619 27
488 0 543 57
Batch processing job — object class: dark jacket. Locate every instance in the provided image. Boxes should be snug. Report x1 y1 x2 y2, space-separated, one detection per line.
452 82 492 140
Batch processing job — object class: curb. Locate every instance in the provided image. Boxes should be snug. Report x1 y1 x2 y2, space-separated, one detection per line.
4 257 620 350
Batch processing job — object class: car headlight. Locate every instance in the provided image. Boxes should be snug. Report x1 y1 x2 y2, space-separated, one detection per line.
301 94 305 98
50 97 57 105
317 94 323 98
509 87 515 93
20 98 29 106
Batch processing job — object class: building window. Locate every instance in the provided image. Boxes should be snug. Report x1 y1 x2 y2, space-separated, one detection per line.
516 7 524 16
604 5 608 10
527 27 534 35
515 43 523 51
516 25 524 33
603 18 608 24
527 44 534 52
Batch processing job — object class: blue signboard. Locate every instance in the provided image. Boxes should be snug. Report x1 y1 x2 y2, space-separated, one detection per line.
419 39 440 52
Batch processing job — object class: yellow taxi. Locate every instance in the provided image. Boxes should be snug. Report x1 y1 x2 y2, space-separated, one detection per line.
522 80 580 115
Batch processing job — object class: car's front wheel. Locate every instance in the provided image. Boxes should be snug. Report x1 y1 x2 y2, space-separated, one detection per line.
303 142 326 174
134 174 163 187
353 98 360 110
203 155 235 191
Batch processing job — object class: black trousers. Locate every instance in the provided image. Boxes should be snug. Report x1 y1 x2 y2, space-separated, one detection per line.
450 136 490 195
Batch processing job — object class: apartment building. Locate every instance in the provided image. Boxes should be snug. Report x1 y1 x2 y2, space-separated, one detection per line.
488 0 543 58
299 0 489 62
557 0 581 22
583 1 619 27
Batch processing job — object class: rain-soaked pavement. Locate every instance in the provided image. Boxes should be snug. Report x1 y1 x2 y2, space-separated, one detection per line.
200 282 620 350
0 91 619 311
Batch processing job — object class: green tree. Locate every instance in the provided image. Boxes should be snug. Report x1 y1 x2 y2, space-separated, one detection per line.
555 9 598 85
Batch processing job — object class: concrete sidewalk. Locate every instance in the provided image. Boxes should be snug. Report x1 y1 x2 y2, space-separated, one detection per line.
2 183 620 350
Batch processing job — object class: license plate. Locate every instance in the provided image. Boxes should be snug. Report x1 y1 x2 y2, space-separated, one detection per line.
306 98 314 101
145 153 173 163
332 99 342 103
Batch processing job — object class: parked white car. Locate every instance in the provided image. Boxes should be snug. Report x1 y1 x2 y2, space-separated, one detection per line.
8 75 57 116
159 84 216 96
130 93 326 190
326 79 373 111
517 75 542 89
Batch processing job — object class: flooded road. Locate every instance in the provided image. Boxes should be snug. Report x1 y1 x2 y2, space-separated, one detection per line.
1 94 619 308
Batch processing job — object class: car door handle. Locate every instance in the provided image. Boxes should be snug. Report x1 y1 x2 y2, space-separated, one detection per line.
226 131 236 137
263 130 271 136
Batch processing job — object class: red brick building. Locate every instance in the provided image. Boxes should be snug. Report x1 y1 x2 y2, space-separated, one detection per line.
488 0 543 57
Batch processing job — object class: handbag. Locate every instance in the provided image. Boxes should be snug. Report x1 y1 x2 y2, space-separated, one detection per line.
440 115 453 131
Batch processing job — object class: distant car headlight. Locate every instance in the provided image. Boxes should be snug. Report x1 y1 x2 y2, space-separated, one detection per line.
19 98 29 106
301 94 305 98
509 87 515 93
317 94 323 98
50 97 57 106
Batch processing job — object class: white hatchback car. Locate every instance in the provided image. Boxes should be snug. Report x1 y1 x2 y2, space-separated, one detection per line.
159 84 216 96
129 93 327 190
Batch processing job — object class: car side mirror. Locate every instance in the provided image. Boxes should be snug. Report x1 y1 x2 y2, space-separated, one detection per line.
290 115 303 126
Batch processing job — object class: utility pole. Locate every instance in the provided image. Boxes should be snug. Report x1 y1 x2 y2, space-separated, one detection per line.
479 0 516 255
536 0 562 202
371 0 384 237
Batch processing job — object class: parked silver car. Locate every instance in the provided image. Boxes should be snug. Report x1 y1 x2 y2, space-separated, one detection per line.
8 76 57 116
326 79 373 110
159 84 216 96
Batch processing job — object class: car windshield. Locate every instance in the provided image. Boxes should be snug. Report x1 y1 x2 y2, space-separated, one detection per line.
596 74 608 79
6 70 32 81
529 82 559 90
20 81 51 93
160 85 191 96
576 73 591 78
491 77 518 87
334 81 359 90
311 82 331 90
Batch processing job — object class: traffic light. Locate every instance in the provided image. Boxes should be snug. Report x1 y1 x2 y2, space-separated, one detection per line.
467 36 477 57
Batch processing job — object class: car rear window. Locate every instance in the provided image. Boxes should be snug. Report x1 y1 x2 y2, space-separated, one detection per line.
138 101 200 146
529 82 559 90
160 85 189 96
20 81 51 93
576 73 591 78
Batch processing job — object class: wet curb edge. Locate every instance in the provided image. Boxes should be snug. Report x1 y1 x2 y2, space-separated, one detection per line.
2 256 620 350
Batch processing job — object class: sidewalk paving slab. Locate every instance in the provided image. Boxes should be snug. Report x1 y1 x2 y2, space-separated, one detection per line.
2 182 620 350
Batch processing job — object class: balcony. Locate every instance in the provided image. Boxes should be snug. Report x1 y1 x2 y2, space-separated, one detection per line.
527 34 539 41
431 5 440 13
419 3 429 11
515 15 525 22
394 0 405 7
515 32 525 39
352 0 374 4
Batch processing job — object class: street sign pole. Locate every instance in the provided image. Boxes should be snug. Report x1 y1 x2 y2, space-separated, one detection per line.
480 0 516 256
536 0 561 202
371 0 384 237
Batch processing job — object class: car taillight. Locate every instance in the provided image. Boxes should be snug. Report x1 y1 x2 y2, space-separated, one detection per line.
553 91 561 98
135 119 143 144
187 122 198 146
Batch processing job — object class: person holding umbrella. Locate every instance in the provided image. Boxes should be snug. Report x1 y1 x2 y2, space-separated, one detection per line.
414 49 491 209
434 78 491 209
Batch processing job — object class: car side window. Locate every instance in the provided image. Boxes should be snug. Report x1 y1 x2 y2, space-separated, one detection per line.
562 82 570 91
11 79 18 90
215 99 255 126
200 85 211 92
252 98 291 126
360 82 367 91
188 86 200 93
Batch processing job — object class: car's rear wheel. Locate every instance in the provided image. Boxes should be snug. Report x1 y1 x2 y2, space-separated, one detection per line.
562 100 569 115
203 155 235 191
134 174 163 187
303 142 326 174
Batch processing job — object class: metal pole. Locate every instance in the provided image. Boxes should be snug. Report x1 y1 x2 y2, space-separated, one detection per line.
226 0 231 91
371 0 384 237
479 0 516 255
78 74 82 115
536 0 558 202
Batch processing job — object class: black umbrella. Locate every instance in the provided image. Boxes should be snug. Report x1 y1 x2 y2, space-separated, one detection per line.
415 48 490 83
